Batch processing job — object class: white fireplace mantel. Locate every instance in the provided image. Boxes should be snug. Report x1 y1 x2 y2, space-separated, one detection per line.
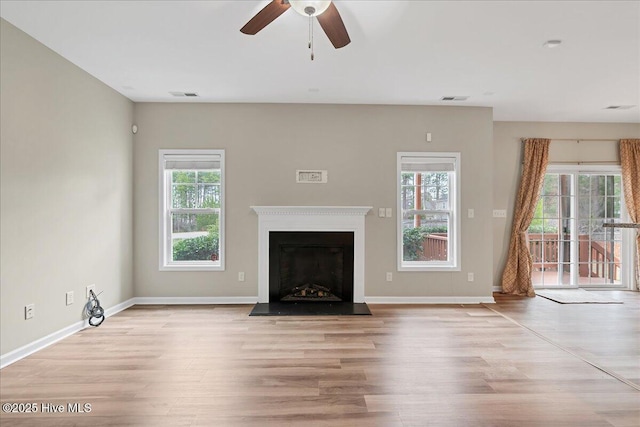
251 206 372 303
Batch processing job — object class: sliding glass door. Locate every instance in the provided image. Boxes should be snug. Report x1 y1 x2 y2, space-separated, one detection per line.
528 166 629 288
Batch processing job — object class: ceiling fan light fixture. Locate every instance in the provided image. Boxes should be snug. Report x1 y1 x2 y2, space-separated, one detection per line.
289 0 331 17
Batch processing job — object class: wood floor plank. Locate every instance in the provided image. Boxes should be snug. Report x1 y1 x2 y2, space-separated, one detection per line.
1 293 639 426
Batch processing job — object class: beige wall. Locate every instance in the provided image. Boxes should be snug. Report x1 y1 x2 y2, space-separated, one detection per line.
133 103 494 299
0 20 134 355
492 121 640 288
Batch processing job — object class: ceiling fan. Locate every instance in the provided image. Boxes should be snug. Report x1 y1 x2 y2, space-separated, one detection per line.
240 0 350 59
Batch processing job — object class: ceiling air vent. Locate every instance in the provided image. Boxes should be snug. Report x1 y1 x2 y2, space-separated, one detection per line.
441 96 469 101
605 105 634 110
170 91 199 97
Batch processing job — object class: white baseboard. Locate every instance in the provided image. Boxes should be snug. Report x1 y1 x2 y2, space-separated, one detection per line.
493 285 503 293
365 296 496 304
133 296 258 305
0 298 136 369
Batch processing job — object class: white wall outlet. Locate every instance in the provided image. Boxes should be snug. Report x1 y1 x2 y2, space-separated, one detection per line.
467 273 475 282
467 209 474 218
385 208 392 218
86 284 96 298
378 208 385 218
66 291 74 306
426 132 432 142
25 304 34 319
493 209 507 218
386 272 393 282
238 272 245 282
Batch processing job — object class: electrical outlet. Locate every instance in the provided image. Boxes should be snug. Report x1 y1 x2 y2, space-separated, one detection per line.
426 132 432 142
378 208 385 218
86 284 96 298
385 208 392 218
493 209 507 218
467 273 474 282
468 209 474 218
25 304 34 319
66 291 74 306
238 272 245 282
386 272 393 282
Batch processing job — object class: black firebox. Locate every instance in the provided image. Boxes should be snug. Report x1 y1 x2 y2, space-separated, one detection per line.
269 231 354 303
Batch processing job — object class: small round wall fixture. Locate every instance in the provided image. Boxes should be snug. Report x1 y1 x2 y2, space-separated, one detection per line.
132 124 138 134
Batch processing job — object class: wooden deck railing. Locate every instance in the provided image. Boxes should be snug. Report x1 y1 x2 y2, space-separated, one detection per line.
527 233 620 280
420 234 448 261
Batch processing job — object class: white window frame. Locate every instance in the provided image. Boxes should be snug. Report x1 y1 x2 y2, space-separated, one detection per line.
397 152 461 271
159 149 225 271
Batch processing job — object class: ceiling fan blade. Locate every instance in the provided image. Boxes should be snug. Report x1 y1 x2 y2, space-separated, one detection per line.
316 2 350 49
240 0 291 35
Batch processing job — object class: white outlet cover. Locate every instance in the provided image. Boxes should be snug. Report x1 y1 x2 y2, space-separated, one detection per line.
493 209 507 218
86 284 96 298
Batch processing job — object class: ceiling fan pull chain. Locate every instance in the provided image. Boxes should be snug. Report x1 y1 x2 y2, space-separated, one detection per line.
309 15 314 61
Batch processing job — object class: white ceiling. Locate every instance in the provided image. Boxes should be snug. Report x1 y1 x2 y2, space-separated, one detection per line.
1 0 639 122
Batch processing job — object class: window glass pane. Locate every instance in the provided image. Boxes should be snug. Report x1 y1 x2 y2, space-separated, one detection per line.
578 175 591 197
171 212 220 262
197 171 220 184
402 214 449 262
590 196 606 218
172 184 196 208
613 176 621 196
542 196 558 218
542 174 559 195
172 171 196 183
542 219 558 234
197 184 220 208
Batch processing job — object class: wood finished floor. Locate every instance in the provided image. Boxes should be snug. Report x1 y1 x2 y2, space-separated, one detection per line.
1 292 639 426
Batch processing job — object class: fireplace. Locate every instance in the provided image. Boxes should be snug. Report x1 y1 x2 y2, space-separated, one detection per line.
251 206 371 303
269 232 354 303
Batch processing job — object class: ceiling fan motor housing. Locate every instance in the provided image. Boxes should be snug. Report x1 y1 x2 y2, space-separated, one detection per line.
289 1 331 17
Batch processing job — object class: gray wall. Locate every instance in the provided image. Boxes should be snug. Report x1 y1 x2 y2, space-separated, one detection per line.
492 121 640 288
0 20 134 355
133 103 494 299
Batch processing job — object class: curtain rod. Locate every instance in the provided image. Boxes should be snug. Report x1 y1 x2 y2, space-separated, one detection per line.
522 161 620 165
521 138 619 143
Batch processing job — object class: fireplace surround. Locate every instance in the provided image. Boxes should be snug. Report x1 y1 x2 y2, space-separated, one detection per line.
251 206 372 303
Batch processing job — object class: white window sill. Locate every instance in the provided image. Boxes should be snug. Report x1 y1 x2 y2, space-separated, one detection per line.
160 263 224 272
398 264 460 272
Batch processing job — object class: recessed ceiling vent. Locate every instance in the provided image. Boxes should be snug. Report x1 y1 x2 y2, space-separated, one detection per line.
170 91 199 97
441 96 469 101
605 105 634 110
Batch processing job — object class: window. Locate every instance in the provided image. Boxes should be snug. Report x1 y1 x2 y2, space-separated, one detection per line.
159 150 224 271
528 165 631 287
397 152 460 271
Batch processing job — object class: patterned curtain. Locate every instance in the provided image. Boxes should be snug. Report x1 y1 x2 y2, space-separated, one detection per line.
501 138 550 296
620 139 640 290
